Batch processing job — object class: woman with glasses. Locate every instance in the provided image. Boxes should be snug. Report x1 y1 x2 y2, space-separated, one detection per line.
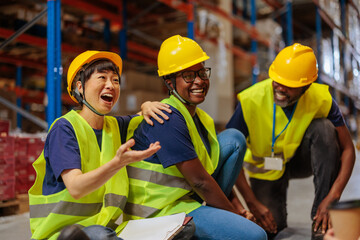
123 35 267 240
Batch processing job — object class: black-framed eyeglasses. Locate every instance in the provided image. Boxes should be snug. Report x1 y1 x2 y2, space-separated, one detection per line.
177 67 211 83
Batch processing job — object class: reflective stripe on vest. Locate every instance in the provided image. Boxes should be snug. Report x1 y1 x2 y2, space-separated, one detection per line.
239 79 332 180
29 110 128 240
124 95 220 220
127 166 192 191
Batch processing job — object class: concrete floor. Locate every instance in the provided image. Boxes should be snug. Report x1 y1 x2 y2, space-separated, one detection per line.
1 151 360 240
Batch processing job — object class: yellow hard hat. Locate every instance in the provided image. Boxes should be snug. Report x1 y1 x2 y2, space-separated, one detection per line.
268 43 318 88
67 51 122 103
157 35 210 77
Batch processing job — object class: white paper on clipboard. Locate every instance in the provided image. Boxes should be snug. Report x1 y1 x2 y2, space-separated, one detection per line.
118 212 186 240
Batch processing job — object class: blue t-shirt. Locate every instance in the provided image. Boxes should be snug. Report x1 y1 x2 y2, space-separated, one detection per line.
42 115 135 195
132 106 210 168
226 98 345 137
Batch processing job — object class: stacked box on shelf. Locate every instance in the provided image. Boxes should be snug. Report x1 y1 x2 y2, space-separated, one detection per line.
0 136 16 201
0 119 10 137
0 177 15 201
110 70 168 116
14 136 44 194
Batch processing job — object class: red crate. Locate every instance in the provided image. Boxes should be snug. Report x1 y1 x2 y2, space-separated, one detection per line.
0 176 16 201
0 156 15 165
0 162 15 178
0 120 10 137
27 138 44 159
15 138 28 158
27 163 36 177
15 156 29 165
15 175 32 194
0 137 15 157
15 163 28 176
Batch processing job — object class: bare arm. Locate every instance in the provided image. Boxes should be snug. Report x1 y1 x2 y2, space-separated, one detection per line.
313 125 355 233
61 139 161 199
138 101 172 126
235 169 277 233
176 158 240 214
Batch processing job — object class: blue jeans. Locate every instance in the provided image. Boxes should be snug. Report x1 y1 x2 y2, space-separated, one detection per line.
190 129 267 240
82 225 123 240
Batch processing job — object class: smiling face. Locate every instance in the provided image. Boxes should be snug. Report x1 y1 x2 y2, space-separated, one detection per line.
272 80 309 107
77 69 120 115
172 62 210 107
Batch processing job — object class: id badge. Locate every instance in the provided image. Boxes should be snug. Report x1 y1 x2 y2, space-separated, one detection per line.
264 155 283 171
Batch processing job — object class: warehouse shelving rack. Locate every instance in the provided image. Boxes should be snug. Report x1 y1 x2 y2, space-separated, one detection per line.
1 0 360 131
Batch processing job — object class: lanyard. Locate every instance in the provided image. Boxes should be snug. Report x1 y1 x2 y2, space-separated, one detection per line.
271 102 297 154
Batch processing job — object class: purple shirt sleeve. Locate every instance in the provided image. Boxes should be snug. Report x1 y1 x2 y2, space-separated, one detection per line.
327 99 345 127
132 107 198 168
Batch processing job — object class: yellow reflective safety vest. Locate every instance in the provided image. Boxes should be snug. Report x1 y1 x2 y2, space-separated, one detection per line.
124 95 220 220
29 110 128 240
239 79 332 181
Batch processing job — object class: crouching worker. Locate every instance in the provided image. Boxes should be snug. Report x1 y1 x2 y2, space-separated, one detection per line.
124 35 267 240
28 51 168 240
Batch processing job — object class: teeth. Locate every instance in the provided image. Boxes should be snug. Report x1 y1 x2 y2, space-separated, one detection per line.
275 92 286 99
102 93 113 97
191 89 204 93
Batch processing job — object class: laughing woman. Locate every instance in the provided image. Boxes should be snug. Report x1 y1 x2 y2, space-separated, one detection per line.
28 51 167 240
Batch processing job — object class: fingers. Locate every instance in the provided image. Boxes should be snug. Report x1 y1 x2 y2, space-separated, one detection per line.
142 103 172 125
158 103 172 113
131 142 161 160
143 115 154 126
122 138 135 151
262 216 277 233
115 138 135 159
321 215 329 234
150 111 165 124
260 218 273 233
313 215 319 232
116 141 161 166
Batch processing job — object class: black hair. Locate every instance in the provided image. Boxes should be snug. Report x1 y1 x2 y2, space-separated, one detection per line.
83 59 120 83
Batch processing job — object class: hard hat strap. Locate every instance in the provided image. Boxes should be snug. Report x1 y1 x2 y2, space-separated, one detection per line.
162 76 195 106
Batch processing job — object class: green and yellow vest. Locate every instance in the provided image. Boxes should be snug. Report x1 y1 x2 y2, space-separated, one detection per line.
124 95 220 220
239 79 332 181
29 110 128 239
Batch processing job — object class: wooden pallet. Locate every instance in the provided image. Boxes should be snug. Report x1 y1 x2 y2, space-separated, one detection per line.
0 198 19 216
0 194 29 216
17 194 29 214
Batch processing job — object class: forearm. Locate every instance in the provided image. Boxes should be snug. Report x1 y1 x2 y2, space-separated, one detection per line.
193 176 239 214
229 189 245 210
236 169 259 206
63 139 161 200
327 125 356 200
327 148 355 200
62 160 124 199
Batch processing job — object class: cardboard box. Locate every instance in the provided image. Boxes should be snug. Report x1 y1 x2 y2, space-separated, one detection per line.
110 90 169 116
122 70 164 93
0 119 10 137
27 138 44 159
123 90 168 112
0 156 15 178
0 137 15 158
0 176 15 201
